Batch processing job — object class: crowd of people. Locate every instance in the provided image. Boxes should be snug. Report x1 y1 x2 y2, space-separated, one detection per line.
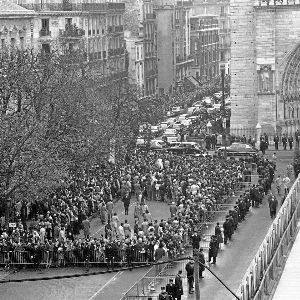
0 146 277 272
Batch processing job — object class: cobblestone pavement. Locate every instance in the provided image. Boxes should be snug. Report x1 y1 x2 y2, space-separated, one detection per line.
0 147 293 300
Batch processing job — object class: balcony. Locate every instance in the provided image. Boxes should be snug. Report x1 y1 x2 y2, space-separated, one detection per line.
176 55 194 65
108 26 114 33
60 24 85 38
145 69 157 77
108 47 125 57
145 13 156 20
114 25 124 33
107 2 125 10
219 28 230 34
255 0 300 6
39 28 51 37
18 2 123 12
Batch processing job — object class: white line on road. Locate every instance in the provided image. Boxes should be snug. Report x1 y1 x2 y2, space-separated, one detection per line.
88 271 123 300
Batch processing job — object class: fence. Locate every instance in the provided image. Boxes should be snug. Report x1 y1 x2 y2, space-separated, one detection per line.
0 248 155 268
234 175 300 300
121 259 190 300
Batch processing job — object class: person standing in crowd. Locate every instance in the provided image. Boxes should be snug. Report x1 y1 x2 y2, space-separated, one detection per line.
288 135 294 150
282 174 291 196
208 235 219 264
287 162 293 179
275 175 282 195
198 248 205 278
214 222 223 249
170 202 177 218
166 278 176 300
274 135 280 150
295 129 300 146
106 199 114 222
260 138 267 155
264 133 269 149
191 231 201 252
158 286 171 300
282 135 287 150
122 191 131 216
268 193 278 219
82 217 90 239
185 259 195 294
175 270 183 300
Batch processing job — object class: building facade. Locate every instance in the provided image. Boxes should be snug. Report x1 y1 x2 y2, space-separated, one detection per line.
124 0 157 96
4 0 127 81
125 32 144 90
155 0 194 95
190 14 219 82
192 0 230 75
0 1 36 52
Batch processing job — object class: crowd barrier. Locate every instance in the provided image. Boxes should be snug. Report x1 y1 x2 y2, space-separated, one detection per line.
121 259 190 300
0 248 155 268
234 175 300 300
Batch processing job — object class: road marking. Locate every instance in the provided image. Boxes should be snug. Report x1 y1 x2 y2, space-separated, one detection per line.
88 271 123 300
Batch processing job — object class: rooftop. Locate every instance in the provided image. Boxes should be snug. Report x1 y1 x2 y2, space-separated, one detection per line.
0 0 35 15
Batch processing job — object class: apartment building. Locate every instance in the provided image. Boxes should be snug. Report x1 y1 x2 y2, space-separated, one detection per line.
0 0 36 51
1 0 127 80
192 0 230 75
155 0 194 95
190 14 219 82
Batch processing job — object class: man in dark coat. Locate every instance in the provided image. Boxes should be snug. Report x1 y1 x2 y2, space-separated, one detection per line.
166 278 176 299
268 193 278 219
288 135 293 150
274 135 280 150
191 231 201 251
208 235 219 264
214 223 223 249
185 260 194 294
282 135 287 150
198 248 205 278
122 192 131 216
174 270 183 300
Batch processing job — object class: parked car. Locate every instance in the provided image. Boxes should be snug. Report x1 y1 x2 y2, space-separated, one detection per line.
165 143 203 155
162 128 178 143
173 122 183 131
218 142 258 156
160 122 169 131
151 125 161 134
171 106 183 116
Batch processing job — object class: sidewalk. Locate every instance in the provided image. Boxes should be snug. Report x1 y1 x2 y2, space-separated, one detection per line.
143 147 294 300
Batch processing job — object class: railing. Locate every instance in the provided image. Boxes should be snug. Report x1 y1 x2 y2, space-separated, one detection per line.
255 0 300 6
18 2 124 11
59 25 85 38
234 175 300 300
0 248 155 268
108 47 125 57
39 29 51 37
146 13 156 20
114 25 124 33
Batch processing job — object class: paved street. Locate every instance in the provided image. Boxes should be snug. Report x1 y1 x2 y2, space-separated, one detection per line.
0 147 294 300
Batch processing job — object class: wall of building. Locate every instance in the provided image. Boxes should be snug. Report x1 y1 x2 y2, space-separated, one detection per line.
156 8 174 94
230 0 257 136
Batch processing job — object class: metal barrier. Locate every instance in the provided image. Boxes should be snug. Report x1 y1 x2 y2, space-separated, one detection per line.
121 258 190 300
234 175 300 300
0 248 155 268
